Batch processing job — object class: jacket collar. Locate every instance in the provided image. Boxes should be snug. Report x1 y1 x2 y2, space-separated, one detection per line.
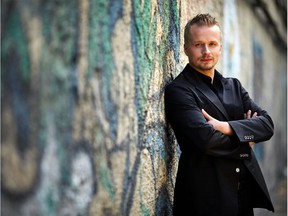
183 64 230 120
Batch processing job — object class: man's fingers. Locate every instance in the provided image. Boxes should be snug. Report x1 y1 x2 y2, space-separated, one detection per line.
249 142 255 147
246 110 251 118
202 109 212 120
244 110 257 119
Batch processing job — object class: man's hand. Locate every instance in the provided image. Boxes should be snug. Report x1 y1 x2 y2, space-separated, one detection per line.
244 110 257 147
201 109 234 136
244 109 257 119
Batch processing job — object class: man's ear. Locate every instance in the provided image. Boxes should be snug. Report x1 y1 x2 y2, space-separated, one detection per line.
219 43 222 54
184 44 188 56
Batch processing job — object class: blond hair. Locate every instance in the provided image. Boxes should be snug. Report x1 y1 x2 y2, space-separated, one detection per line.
184 14 220 44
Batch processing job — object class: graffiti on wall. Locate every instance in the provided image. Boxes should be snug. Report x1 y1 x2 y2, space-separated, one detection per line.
1 0 180 215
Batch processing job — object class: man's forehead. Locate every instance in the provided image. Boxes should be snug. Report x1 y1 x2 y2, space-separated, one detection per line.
190 24 221 31
189 25 221 39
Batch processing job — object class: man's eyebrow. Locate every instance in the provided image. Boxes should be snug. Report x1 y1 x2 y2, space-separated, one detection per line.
192 40 218 43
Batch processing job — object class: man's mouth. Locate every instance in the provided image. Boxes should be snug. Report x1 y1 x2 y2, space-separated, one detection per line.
201 58 213 62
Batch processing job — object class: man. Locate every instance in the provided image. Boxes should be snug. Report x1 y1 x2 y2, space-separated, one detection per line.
165 14 274 216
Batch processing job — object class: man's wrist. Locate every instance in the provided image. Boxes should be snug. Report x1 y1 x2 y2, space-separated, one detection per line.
222 122 233 136
215 121 233 136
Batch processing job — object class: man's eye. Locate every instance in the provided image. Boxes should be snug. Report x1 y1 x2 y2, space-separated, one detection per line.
209 43 217 46
195 43 202 47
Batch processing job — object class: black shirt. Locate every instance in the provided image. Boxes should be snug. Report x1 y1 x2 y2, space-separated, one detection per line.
194 69 224 103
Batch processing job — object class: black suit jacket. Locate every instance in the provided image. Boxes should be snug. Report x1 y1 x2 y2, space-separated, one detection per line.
165 64 274 216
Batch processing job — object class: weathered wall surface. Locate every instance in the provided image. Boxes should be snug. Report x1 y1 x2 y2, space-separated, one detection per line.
1 0 286 216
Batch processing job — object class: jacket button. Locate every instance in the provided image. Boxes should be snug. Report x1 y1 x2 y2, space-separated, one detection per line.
236 168 240 173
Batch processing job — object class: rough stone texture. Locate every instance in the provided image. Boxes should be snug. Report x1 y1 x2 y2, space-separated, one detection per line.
1 0 286 215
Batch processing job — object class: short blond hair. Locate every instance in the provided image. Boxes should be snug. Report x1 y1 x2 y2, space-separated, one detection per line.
184 14 220 44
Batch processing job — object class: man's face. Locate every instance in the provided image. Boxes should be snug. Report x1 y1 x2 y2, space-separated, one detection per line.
184 24 222 75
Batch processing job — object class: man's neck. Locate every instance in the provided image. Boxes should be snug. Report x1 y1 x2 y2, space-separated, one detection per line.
189 64 215 83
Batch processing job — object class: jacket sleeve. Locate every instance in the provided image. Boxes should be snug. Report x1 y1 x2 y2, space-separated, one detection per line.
228 79 274 143
165 84 250 159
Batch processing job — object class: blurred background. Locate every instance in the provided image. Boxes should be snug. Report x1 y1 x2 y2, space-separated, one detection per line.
1 0 286 215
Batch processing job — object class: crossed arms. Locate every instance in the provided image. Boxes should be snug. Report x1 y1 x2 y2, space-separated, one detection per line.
202 109 257 147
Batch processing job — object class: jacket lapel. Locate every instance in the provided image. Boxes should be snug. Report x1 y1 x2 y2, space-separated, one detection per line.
183 65 230 120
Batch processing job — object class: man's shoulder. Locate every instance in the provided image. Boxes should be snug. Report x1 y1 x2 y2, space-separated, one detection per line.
165 71 194 91
166 65 197 89
222 76 242 87
215 70 239 82
215 70 241 85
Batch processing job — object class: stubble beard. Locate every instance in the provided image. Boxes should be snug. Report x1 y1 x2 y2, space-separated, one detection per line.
196 60 216 73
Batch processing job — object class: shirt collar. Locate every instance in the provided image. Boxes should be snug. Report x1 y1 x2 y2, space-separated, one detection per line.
189 66 222 85
186 64 223 83
195 70 213 85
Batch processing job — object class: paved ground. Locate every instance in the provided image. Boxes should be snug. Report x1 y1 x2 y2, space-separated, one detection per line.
254 177 287 216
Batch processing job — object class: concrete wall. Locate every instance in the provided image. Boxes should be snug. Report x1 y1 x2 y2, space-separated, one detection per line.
1 0 286 215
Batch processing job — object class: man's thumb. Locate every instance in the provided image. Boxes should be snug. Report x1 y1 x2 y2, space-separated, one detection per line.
202 109 211 120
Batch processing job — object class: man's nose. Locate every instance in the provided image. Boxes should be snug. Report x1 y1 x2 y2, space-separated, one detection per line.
202 45 211 54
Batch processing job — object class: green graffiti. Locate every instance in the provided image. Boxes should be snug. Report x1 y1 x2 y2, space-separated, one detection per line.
42 0 78 186
132 0 180 123
2 11 30 81
158 0 180 60
100 161 116 200
88 0 118 138
41 0 78 65
133 0 158 122
88 0 115 83
45 189 59 216
140 202 151 216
